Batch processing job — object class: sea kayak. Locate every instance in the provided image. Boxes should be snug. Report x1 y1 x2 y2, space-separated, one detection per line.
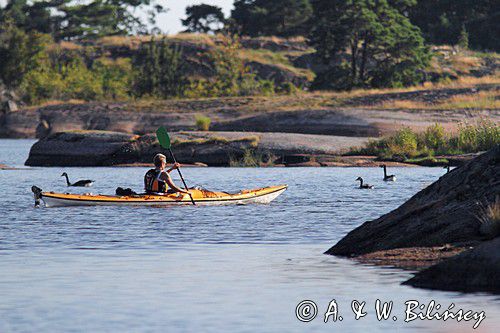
32 185 287 207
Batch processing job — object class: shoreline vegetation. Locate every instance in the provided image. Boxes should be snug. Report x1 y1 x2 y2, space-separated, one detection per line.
23 125 495 168
351 120 499 165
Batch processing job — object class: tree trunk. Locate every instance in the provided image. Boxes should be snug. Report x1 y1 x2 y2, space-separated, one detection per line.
351 38 358 82
360 40 368 83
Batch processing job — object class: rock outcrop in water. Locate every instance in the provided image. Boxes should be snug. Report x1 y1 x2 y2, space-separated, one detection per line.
25 131 139 166
326 145 500 256
403 237 500 293
25 130 371 167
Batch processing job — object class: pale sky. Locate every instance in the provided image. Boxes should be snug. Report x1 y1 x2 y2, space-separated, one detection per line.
155 0 235 34
0 0 235 34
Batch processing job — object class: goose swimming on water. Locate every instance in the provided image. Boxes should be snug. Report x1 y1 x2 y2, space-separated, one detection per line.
380 164 396 181
61 172 94 187
444 165 451 173
356 177 374 189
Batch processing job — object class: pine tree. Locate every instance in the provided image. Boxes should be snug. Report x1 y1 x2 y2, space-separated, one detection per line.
0 0 166 41
182 4 225 34
410 0 499 51
230 0 312 36
309 0 430 90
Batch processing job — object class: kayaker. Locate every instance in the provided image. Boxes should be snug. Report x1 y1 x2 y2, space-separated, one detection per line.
144 154 190 195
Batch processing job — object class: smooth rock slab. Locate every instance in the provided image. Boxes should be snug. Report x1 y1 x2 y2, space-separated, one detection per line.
326 145 500 256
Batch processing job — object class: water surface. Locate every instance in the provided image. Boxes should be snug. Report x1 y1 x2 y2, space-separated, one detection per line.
0 139 498 332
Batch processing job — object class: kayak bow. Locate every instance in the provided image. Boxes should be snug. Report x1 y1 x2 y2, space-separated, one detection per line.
31 185 287 207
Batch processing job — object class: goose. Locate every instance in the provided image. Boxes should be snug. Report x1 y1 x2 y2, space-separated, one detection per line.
61 172 94 187
444 165 451 173
380 164 396 181
356 177 374 189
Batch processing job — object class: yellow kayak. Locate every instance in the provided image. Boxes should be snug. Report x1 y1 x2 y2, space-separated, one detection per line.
32 185 287 207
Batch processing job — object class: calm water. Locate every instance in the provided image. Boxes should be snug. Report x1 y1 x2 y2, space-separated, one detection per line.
0 139 499 332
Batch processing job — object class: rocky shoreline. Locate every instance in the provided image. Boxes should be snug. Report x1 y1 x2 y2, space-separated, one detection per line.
2 84 498 139
24 129 481 167
24 130 374 167
326 145 500 293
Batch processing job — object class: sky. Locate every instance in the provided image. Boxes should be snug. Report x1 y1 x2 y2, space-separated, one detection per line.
155 0 235 34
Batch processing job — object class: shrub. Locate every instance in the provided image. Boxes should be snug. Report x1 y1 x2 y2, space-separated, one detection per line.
239 74 265 96
453 119 500 153
20 67 64 104
195 115 211 131
259 80 275 96
94 58 131 100
384 127 419 159
184 35 272 98
420 123 447 152
62 60 103 100
279 82 299 95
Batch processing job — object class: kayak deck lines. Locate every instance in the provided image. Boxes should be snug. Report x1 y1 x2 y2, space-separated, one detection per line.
32 185 287 207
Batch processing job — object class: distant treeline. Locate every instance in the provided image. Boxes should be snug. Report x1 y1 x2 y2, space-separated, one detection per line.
0 0 498 102
184 0 498 52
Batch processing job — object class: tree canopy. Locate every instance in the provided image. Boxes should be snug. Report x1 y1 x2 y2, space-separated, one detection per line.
182 4 225 34
310 0 430 89
0 0 166 40
409 0 499 51
230 0 312 36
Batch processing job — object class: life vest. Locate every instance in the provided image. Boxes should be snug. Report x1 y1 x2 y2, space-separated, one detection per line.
144 169 168 193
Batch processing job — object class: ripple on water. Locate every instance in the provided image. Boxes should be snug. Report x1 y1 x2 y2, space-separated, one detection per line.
0 139 499 332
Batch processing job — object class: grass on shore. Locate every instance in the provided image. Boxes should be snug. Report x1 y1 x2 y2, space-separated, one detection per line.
478 198 500 239
352 120 500 161
229 149 276 167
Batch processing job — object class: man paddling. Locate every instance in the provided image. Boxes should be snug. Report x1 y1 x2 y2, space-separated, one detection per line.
144 154 190 195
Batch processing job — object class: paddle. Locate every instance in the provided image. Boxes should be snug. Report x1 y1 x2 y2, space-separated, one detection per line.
156 127 196 205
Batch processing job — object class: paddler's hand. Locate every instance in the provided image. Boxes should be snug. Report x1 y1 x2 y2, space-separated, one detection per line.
167 163 181 173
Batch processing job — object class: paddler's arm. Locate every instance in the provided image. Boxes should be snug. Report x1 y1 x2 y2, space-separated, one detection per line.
160 171 189 194
166 162 182 174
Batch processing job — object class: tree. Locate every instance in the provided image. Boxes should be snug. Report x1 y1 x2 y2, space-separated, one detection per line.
458 25 469 50
0 20 48 88
309 0 430 90
182 4 225 34
409 0 499 51
132 38 188 98
230 0 312 36
0 0 167 41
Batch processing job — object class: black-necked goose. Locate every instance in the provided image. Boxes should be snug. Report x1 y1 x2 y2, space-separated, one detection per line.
356 177 374 189
61 172 94 187
380 164 396 181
